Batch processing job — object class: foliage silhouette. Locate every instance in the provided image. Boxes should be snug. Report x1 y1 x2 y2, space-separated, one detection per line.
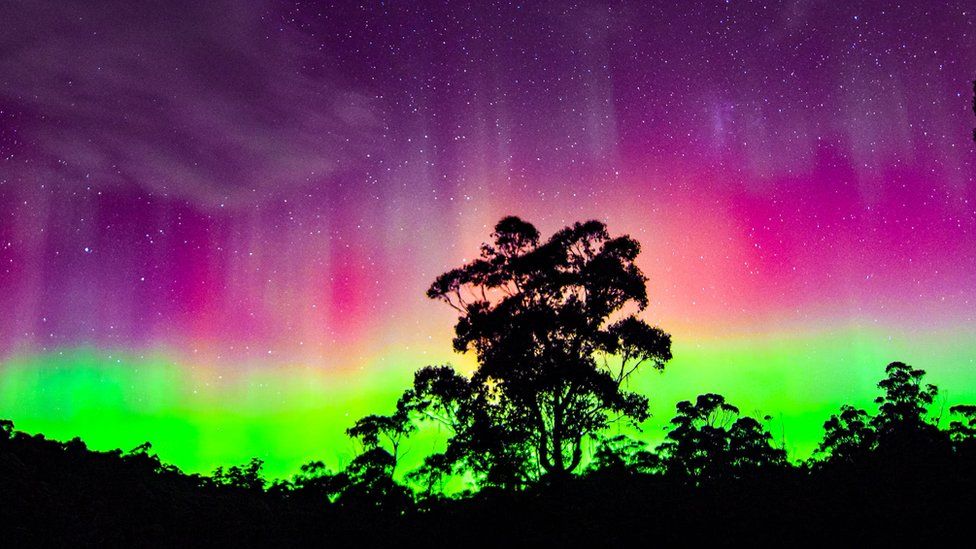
949 404 976 441
386 216 672 487
656 393 785 483
212 457 267 492
816 404 875 464
814 361 953 471
339 388 420 510
346 399 415 477
949 404 976 462
329 447 413 513
871 361 946 453
273 460 342 506
585 433 660 475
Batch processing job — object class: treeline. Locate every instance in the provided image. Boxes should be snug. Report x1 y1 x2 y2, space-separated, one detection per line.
4 216 976 543
2 361 975 544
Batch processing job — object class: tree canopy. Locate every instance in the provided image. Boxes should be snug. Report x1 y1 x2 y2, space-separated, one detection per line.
397 216 672 487
656 393 785 482
815 361 950 467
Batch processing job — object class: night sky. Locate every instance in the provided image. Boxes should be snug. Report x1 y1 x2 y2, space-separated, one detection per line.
1 1 975 477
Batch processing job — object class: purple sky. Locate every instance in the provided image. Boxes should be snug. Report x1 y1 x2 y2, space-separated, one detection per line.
0 1 974 363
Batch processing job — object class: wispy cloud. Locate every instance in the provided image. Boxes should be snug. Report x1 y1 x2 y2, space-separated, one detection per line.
0 0 378 207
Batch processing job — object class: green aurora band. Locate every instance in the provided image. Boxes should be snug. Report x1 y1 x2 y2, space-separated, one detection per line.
3 322 975 481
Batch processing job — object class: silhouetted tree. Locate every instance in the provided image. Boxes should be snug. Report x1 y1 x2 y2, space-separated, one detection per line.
212 457 266 492
330 447 413 513
815 404 875 465
872 362 938 429
871 361 947 457
346 398 415 477
949 404 976 460
406 451 455 498
586 434 660 475
658 393 737 480
727 415 787 474
120 441 170 475
276 460 341 505
293 460 333 486
949 404 976 441
395 217 672 487
815 361 949 467
335 401 416 511
657 393 784 483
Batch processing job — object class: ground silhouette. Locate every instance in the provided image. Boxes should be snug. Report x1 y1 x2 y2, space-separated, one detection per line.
2 359 974 544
